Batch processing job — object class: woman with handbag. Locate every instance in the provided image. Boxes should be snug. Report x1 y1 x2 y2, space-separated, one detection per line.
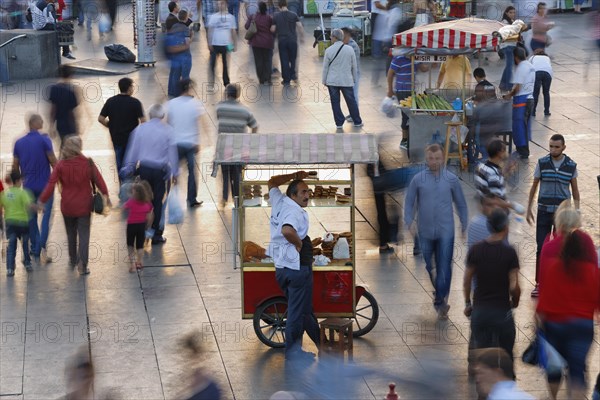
244 2 274 85
530 2 554 53
39 136 111 275
536 201 599 399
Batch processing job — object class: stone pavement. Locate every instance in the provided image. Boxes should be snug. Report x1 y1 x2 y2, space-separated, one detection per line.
0 8 599 399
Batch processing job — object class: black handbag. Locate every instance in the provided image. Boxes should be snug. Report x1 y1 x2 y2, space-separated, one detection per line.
88 158 104 214
522 337 539 365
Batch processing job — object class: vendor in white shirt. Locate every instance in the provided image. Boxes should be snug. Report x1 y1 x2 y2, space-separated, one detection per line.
528 49 553 117
267 171 320 361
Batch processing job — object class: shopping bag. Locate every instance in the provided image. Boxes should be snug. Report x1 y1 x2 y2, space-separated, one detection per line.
99 13 112 33
380 96 397 118
167 187 184 225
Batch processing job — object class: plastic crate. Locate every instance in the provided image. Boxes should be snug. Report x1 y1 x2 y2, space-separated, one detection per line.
318 40 331 57
56 21 74 45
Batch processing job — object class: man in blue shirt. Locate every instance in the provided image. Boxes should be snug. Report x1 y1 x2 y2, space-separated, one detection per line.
404 143 468 319
12 114 57 265
387 54 412 149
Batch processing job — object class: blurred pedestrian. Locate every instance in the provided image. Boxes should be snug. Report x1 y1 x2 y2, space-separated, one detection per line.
228 0 240 31
123 181 153 272
245 1 274 85
437 55 472 90
81 0 100 41
536 202 599 400
530 2 554 52
167 79 206 207
98 78 146 181
0 171 34 277
207 0 237 87
47 65 79 146
473 348 534 399
177 332 222 399
39 136 111 275
166 9 193 98
386 51 411 149
62 347 94 400
404 144 468 319
342 27 361 123
105 0 116 30
370 0 387 60
526 134 579 297
216 84 258 205
499 6 517 91
271 0 304 85
200 0 216 31
122 104 179 245
12 113 57 266
413 0 434 26
322 29 362 130
503 47 535 159
528 49 553 117
464 209 521 368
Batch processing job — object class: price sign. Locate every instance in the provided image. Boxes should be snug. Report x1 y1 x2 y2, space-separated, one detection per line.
413 55 448 63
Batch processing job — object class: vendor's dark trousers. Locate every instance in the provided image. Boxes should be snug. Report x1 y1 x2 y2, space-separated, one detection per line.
210 46 230 86
276 265 320 356
512 95 533 158
471 306 516 366
395 90 411 131
535 208 555 283
221 164 241 202
327 86 362 127
533 71 552 115
138 165 167 237
63 215 91 268
252 46 272 84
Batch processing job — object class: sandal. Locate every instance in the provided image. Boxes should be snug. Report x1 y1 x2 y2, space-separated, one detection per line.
136 262 143 270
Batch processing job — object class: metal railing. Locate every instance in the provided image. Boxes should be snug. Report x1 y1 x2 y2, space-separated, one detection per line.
0 34 27 49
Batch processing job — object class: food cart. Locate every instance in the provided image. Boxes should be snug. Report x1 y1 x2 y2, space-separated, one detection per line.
391 18 505 162
212 133 380 348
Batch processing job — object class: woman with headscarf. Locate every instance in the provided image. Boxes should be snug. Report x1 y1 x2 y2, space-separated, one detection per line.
39 136 110 275
536 201 599 400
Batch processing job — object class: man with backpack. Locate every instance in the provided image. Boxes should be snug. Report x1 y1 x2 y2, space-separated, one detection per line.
28 0 75 59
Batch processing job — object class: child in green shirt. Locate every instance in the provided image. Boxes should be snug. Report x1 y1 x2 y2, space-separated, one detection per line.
0 171 34 276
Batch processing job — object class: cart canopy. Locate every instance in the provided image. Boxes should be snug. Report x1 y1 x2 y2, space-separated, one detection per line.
212 133 379 169
392 18 504 52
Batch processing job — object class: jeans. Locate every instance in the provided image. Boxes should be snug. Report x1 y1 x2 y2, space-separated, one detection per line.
209 46 230 86
113 144 126 179
278 38 298 84
419 235 455 307
228 0 240 30
29 191 54 257
512 95 533 158
168 54 192 97
327 86 362 127
470 307 516 364
252 46 272 84
138 165 167 237
535 208 554 283
83 0 99 39
533 70 551 115
177 143 197 203
6 224 30 270
544 319 594 387
275 265 320 355
63 215 91 267
221 164 241 202
499 46 515 91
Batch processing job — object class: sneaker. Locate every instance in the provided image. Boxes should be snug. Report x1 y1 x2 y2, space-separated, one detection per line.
41 248 53 264
353 122 364 128
6 269 14 277
63 53 76 60
151 236 167 245
25 264 33 273
336 125 344 130
79 267 90 275
544 112 551 116
33 256 41 266
188 200 204 208
345 115 353 122
531 284 539 298
378 245 394 254
437 303 450 320
413 246 421 256
400 139 409 150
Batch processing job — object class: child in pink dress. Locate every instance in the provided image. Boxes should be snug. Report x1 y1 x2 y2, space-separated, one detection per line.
123 182 153 272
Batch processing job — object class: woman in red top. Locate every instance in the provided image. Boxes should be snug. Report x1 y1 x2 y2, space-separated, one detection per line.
39 136 110 275
536 201 599 399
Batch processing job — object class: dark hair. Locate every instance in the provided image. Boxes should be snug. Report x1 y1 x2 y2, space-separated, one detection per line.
537 2 546 11
225 83 240 99
168 1 177 12
487 208 509 233
475 348 514 380
473 67 486 79
59 64 73 79
178 78 193 94
425 143 443 154
278 0 287 7
258 1 267 14
131 181 153 203
286 179 304 197
502 6 515 24
550 134 565 145
513 46 527 62
486 139 506 159
118 78 134 94
178 9 188 20
9 170 21 184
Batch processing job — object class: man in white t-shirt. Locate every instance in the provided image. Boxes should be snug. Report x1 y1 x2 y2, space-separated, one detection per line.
370 0 388 58
528 49 553 117
207 0 237 87
503 47 535 159
267 171 320 362
166 79 206 207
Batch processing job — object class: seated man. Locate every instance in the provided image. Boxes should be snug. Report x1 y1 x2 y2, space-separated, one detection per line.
473 67 497 104
30 0 75 59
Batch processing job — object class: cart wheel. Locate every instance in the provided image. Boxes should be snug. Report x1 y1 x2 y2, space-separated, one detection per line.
353 290 379 337
253 297 287 348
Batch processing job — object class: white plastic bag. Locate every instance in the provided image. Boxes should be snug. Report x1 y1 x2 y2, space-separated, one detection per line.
380 96 397 118
333 238 350 259
167 186 184 225
99 13 112 34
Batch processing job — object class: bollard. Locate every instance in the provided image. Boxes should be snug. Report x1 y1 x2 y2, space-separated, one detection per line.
385 383 399 400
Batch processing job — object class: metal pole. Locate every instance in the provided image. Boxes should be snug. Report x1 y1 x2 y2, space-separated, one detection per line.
232 195 240 270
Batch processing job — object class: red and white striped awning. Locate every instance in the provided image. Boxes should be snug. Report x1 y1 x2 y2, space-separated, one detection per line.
393 18 504 50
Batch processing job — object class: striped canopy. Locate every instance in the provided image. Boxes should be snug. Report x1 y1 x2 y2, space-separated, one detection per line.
212 133 379 166
393 18 504 50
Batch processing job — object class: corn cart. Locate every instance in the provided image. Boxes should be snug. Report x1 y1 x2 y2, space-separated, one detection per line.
212 133 380 347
